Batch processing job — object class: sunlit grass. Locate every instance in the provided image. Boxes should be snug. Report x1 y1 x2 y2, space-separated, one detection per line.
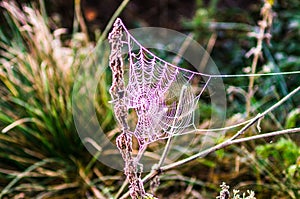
0 1 116 197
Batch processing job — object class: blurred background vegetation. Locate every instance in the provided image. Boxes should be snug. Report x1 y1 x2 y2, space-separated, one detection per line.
0 0 299 198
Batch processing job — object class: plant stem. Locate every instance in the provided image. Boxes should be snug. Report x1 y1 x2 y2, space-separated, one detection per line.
199 32 217 71
97 0 130 45
74 0 89 42
246 1 273 116
38 0 48 25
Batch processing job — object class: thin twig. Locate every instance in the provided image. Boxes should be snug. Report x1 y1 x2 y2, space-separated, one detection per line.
153 126 300 181
157 33 195 169
38 0 48 25
74 0 89 42
230 127 300 145
97 0 130 46
115 178 128 199
171 33 194 66
199 32 217 71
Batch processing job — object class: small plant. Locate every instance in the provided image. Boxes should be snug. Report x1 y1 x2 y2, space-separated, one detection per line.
216 182 256 199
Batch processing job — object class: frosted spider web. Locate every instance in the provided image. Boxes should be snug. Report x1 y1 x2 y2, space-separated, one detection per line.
114 20 212 146
126 49 210 144
111 18 300 146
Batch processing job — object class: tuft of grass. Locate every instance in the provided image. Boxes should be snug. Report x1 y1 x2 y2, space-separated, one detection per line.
0 0 116 198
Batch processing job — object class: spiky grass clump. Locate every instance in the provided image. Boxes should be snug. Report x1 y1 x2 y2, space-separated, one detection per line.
0 1 114 198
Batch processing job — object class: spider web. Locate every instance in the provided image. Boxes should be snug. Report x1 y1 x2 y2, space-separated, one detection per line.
113 19 212 146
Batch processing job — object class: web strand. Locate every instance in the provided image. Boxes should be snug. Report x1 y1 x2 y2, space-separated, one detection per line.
118 18 300 79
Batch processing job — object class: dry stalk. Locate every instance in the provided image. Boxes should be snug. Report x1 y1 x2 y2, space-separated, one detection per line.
109 19 153 199
246 0 274 116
